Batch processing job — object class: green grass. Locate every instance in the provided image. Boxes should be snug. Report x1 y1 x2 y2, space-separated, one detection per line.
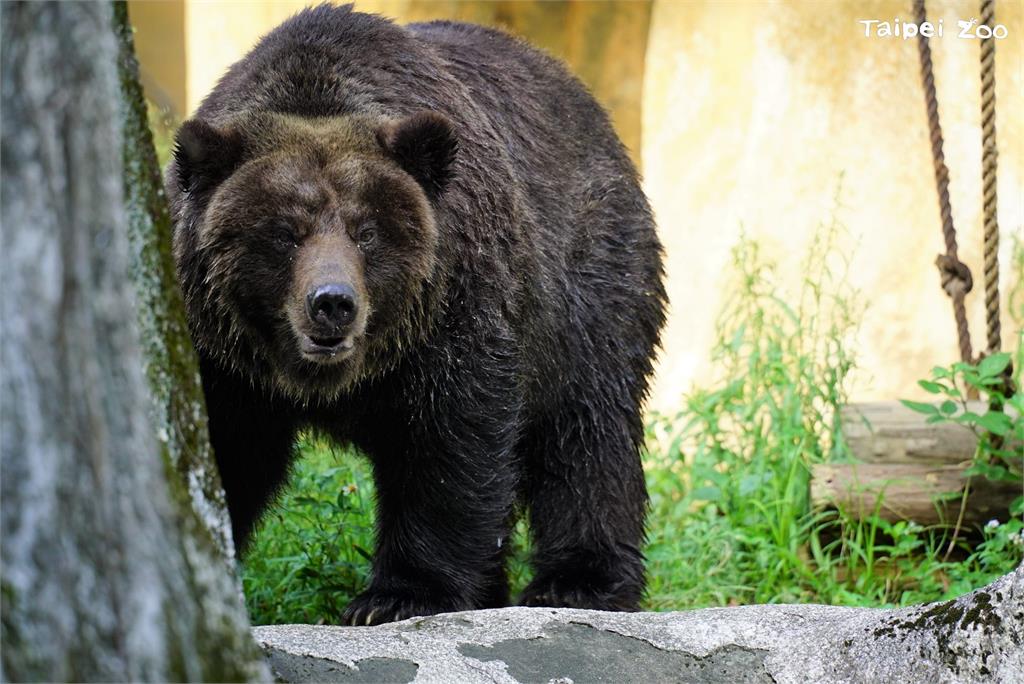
242 436 375 624
242 217 1022 624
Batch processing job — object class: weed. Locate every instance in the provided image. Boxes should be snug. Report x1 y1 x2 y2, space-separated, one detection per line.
645 209 859 607
643 213 1021 610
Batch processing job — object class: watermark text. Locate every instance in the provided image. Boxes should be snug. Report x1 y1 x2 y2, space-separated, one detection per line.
859 18 1008 40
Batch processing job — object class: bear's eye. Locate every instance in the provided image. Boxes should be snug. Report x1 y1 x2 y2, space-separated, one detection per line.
356 222 377 248
270 221 298 250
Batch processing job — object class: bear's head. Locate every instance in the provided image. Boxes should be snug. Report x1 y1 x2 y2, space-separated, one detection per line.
169 111 457 402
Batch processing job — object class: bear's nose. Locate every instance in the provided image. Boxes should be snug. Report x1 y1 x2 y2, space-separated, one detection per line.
306 283 357 329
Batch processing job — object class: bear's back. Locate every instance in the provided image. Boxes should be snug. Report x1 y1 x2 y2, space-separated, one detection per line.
408 19 639 240
197 6 633 187
196 5 443 121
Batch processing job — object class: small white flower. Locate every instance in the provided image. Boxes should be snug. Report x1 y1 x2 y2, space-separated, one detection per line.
985 519 1000 529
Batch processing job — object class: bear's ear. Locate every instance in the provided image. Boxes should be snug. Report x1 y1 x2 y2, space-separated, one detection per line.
173 119 244 194
378 111 458 199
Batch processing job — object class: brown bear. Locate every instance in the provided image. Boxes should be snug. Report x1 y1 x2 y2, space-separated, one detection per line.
167 4 666 625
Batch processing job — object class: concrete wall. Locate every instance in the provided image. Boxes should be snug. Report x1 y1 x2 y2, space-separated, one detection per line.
129 1 1023 413
643 0 1021 411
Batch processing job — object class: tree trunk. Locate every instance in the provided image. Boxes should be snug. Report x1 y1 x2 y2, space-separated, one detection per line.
1 2 268 680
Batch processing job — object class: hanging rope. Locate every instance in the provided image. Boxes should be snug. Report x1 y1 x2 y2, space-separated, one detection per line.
979 0 1001 356
978 0 1015 404
912 0 974 365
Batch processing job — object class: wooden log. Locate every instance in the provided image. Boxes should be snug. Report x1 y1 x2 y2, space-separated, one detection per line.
810 462 1020 527
824 400 1022 525
840 401 984 465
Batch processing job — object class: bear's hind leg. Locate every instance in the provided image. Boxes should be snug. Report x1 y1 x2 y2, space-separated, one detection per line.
519 408 648 611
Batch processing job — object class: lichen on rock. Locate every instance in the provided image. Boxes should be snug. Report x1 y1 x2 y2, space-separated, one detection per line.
255 564 1023 683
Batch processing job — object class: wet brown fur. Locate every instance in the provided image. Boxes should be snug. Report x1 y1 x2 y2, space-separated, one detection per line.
167 5 666 625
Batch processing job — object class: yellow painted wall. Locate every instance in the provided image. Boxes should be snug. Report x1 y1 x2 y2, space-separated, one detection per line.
183 1 299 113
643 0 1022 412
131 1 1023 413
128 0 186 114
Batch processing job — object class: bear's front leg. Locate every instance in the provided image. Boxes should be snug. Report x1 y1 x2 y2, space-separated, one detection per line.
342 376 519 626
342 443 516 625
200 358 298 552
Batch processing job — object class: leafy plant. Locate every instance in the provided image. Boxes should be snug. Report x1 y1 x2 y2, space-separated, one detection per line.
902 346 1023 516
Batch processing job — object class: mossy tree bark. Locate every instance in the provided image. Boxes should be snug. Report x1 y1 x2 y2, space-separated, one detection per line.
1 2 268 680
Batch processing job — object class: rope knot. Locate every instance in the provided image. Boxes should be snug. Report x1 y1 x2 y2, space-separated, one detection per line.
935 254 973 297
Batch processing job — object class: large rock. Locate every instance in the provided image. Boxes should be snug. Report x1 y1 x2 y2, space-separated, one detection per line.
256 564 1022 683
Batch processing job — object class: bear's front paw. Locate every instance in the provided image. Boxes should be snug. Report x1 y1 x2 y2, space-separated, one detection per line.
341 589 467 626
519 575 641 612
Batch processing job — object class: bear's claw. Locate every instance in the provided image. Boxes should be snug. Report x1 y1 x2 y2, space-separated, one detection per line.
518 576 640 612
341 590 466 626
